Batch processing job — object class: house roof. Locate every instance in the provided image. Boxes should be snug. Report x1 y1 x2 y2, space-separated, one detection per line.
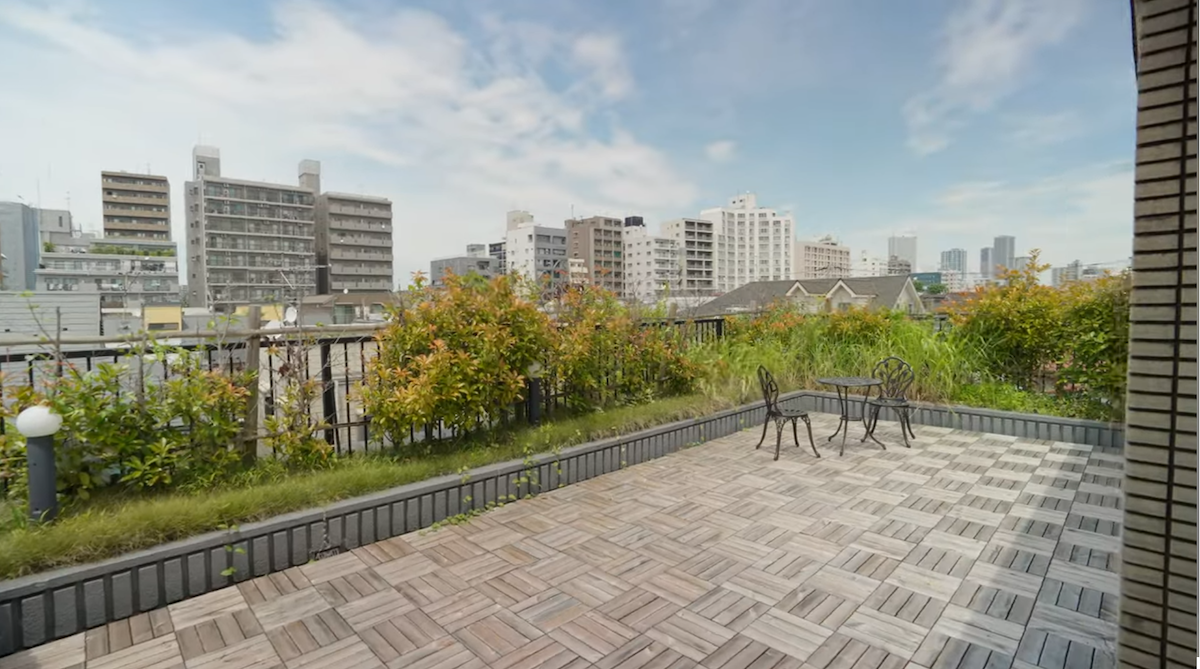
694 275 914 317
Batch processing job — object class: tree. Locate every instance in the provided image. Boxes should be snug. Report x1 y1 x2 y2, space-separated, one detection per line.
926 283 948 295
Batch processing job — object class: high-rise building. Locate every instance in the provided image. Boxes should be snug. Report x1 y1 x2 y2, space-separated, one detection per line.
662 218 715 295
852 251 887 278
980 247 995 279
185 146 317 312
1013 255 1031 273
0 201 46 291
504 218 568 292
888 235 918 270
993 235 1016 273
101 171 171 241
302 161 394 294
794 235 851 279
939 248 967 275
623 223 679 303
566 216 625 295
702 193 793 292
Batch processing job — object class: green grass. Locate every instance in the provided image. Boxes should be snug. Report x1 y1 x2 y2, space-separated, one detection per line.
0 393 735 579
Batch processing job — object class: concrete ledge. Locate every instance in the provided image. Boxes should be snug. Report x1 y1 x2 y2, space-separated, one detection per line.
0 391 1121 656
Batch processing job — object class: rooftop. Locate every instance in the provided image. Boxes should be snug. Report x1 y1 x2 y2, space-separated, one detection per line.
3 413 1121 669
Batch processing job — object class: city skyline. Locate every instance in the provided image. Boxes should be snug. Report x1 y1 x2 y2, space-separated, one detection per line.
0 0 1136 283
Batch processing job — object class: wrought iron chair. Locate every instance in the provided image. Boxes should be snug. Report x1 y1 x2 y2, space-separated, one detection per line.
863 357 917 448
755 366 820 460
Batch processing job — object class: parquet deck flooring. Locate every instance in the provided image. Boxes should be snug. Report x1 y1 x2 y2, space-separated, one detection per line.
0 413 1123 669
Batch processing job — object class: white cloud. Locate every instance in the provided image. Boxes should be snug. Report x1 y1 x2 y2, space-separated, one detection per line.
704 140 737 163
904 0 1086 155
844 161 1134 273
0 0 697 282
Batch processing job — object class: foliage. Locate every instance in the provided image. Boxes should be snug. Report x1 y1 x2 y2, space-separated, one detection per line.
90 244 177 257
0 343 252 504
363 272 552 447
926 283 948 295
1056 273 1131 420
43 241 55 253
259 341 334 470
551 285 696 410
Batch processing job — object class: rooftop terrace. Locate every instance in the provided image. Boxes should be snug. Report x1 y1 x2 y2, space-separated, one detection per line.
0 412 1122 669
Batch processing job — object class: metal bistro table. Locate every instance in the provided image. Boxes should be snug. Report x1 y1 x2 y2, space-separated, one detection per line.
817 376 883 456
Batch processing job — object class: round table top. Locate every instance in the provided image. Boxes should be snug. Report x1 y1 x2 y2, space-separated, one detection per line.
817 376 882 387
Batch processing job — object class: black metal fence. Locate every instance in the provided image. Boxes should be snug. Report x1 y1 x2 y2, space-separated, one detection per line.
0 317 728 480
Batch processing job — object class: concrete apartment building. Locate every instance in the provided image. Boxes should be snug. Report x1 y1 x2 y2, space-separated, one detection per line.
939 247 967 275
992 234 1016 273
623 221 679 303
429 255 496 286
300 161 394 294
661 217 715 296
886 255 912 276
488 241 507 274
703 193 792 292
36 235 180 309
504 216 568 292
566 215 624 294
852 251 887 278
793 235 851 279
101 172 171 241
184 146 317 312
887 235 918 270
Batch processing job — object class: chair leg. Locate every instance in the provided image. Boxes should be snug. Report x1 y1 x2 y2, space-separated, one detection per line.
899 410 912 449
802 416 820 458
863 405 886 449
905 408 917 439
774 421 784 461
755 417 769 450
791 419 800 448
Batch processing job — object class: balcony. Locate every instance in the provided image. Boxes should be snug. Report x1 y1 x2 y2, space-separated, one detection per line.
103 207 169 220
333 235 393 249
327 203 391 218
330 249 391 262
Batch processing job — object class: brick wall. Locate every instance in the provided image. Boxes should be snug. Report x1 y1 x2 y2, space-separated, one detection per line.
1120 1 1198 667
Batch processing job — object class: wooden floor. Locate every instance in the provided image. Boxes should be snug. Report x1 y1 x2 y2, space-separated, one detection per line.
0 413 1124 669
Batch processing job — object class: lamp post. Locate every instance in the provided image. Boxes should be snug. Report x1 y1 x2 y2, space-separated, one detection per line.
526 362 544 427
16 404 63 523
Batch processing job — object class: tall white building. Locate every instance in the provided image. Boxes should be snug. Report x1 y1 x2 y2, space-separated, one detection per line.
793 235 851 279
887 235 918 271
662 218 715 296
623 222 679 303
504 215 568 291
702 193 793 293
993 235 1016 273
852 251 887 278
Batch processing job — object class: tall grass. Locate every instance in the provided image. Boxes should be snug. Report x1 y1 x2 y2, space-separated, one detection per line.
690 311 987 405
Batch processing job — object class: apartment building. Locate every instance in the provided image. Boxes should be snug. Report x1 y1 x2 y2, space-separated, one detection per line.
623 222 679 303
939 248 967 275
702 193 793 292
488 241 507 274
36 235 180 308
184 146 317 312
101 171 171 241
298 161 394 295
0 201 45 290
661 218 715 295
429 256 496 286
887 255 912 276
566 215 624 294
887 235 918 270
794 235 851 279
852 251 887 278
504 221 568 292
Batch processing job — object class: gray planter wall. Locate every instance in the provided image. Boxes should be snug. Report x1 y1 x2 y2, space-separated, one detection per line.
0 393 1122 657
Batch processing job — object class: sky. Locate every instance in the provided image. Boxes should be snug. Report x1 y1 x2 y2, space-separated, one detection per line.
0 0 1138 283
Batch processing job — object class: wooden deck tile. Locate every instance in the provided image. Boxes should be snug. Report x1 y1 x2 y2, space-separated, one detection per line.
336 587 414 631
598 587 682 632
249 587 332 631
477 568 553 607
168 586 249 630
423 588 501 633
84 635 181 669
593 636 697 669
452 610 544 663
356 609 447 662
741 608 832 662
511 589 590 632
558 570 632 607
548 611 638 663
313 568 391 607
646 609 735 661
702 635 804 669
265 610 354 662
284 635 384 669
298 552 367 585
395 570 471 606
491 636 589 669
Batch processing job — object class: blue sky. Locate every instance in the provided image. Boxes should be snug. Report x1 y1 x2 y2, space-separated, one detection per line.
0 0 1137 281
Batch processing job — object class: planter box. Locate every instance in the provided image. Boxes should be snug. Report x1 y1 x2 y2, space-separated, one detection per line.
0 393 1121 657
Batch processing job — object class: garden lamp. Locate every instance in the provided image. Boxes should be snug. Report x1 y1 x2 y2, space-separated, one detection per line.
16 404 63 523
